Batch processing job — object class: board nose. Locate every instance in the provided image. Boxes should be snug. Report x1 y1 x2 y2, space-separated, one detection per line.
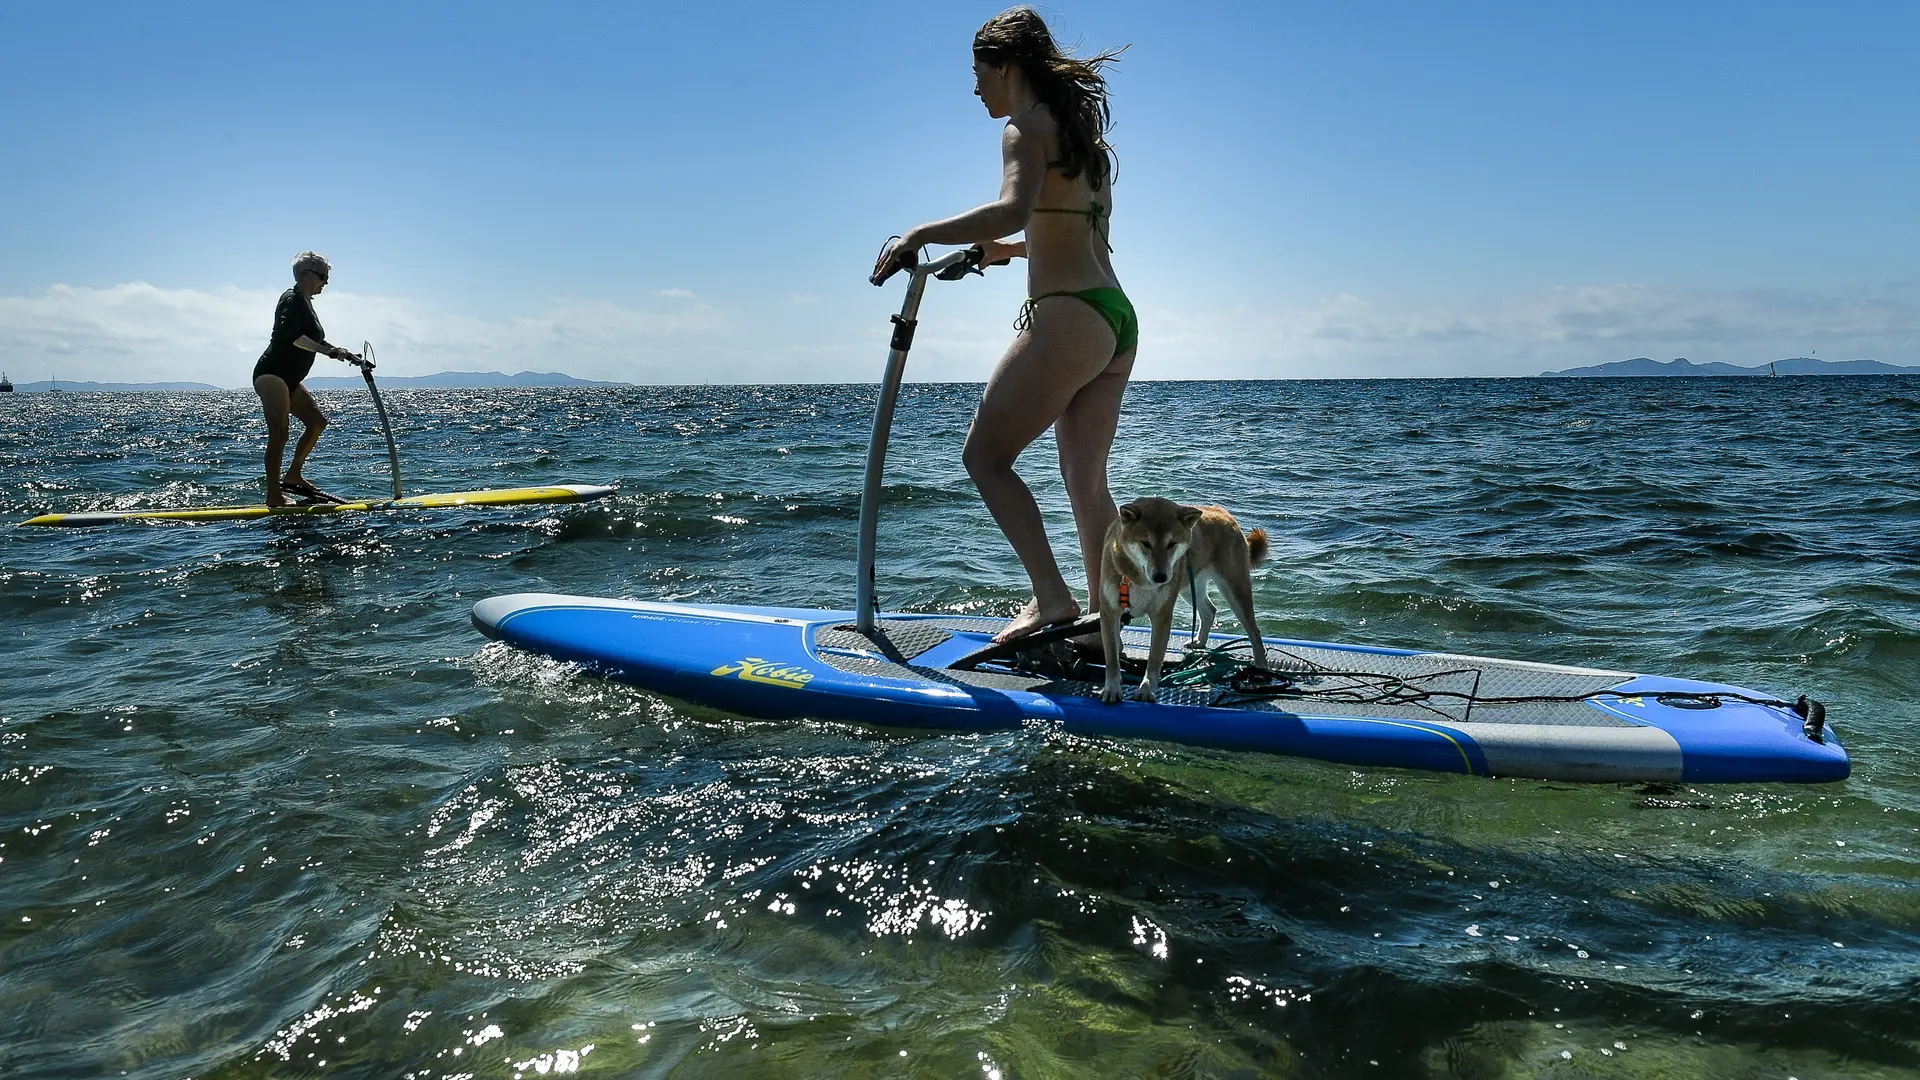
471 593 555 638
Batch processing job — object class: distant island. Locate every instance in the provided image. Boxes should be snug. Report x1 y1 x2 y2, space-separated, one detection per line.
0 371 628 392
3 379 226 392
1539 357 1918 377
303 370 627 389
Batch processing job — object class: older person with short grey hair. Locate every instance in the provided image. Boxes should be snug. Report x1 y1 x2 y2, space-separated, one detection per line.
252 251 358 505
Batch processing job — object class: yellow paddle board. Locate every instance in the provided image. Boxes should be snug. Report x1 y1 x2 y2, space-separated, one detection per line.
19 484 616 527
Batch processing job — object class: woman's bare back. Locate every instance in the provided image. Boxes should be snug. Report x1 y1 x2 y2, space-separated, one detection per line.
1016 104 1120 296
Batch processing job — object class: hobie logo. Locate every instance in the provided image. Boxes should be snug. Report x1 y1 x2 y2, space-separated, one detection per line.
711 657 814 689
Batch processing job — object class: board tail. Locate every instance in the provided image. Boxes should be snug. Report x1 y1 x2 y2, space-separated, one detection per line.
1246 526 1269 565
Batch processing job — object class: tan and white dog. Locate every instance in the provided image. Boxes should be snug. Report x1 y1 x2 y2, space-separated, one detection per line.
1099 497 1269 704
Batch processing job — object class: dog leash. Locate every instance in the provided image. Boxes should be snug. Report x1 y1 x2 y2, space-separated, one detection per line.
1187 562 1199 637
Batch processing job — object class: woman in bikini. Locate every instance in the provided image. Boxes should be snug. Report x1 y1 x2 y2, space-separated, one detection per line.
872 6 1135 643
253 251 359 506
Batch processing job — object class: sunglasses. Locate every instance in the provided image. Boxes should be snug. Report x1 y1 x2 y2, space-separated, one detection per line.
306 270 329 283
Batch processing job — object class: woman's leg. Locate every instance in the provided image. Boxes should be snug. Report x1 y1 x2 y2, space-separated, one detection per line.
964 297 1117 642
1054 347 1136 613
283 382 329 487
254 374 292 507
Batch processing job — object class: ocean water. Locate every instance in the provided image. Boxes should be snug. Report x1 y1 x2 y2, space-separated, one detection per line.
2 377 1917 1079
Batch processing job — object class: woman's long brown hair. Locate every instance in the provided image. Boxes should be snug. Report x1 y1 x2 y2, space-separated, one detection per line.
973 7 1125 191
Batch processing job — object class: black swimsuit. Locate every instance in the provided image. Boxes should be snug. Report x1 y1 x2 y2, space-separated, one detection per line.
253 288 325 386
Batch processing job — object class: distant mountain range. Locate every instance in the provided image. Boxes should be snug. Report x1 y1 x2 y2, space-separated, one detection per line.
1539 357 1918 377
9 362 1913 391
0 371 627 392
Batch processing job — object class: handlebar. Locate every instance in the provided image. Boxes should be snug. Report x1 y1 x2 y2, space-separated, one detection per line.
869 240 995 287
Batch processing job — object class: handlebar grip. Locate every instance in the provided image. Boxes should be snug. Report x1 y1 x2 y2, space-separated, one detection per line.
934 245 989 281
870 237 915 286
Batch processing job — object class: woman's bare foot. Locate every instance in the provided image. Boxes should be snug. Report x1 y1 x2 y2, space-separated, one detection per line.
993 595 1081 644
265 487 288 508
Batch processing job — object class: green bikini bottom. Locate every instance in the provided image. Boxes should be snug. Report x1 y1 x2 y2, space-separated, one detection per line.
1015 286 1139 357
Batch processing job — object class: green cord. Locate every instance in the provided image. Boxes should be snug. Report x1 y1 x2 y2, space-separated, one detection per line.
1158 568 1229 688
1160 644 1251 688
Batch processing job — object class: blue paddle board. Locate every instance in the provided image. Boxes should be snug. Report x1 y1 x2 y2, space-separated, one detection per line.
472 594 1848 784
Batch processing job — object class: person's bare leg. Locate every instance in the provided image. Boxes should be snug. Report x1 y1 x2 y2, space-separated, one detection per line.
254 374 293 507
283 383 328 488
1055 348 1135 616
964 297 1116 642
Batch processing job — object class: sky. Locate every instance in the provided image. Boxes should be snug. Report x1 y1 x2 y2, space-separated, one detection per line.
1 1 1917 386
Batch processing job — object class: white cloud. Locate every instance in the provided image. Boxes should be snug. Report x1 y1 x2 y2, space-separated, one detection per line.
1 280 1913 386
0 283 265 377
0 283 735 386
1136 283 1920 379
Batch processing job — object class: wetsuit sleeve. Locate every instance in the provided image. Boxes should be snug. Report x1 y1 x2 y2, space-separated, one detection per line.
267 292 300 352
267 291 324 353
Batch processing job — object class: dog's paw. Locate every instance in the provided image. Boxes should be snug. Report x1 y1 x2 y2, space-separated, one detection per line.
1129 686 1158 704
1100 684 1125 705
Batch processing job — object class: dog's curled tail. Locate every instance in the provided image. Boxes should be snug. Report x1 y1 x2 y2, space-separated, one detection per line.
1245 527 1270 565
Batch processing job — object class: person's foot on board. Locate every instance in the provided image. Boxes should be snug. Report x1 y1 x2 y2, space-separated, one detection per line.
993 595 1082 644
281 476 336 502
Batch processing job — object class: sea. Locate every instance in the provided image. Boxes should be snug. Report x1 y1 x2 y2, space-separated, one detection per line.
2 377 1917 1079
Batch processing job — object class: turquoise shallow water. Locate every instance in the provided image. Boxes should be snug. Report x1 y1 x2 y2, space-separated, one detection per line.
2 377 1918 1079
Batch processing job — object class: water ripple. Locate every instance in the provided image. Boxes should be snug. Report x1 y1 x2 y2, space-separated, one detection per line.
2 378 1918 1077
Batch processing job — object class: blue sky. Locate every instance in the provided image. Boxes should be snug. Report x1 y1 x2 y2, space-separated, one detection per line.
2 1 1916 384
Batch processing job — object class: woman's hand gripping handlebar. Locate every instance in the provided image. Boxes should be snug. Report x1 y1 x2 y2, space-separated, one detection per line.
868 240 1008 287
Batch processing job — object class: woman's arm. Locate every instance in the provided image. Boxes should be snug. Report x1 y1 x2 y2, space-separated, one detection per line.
293 335 355 360
285 296 354 359
904 113 1048 248
979 239 1026 265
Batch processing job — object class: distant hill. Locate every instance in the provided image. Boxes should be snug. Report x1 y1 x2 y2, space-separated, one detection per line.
3 380 225 392
0 371 626 392
1540 357 1918 377
303 370 627 389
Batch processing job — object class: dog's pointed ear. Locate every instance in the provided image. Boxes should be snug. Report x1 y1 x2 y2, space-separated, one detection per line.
1118 502 1141 524
1177 505 1204 528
